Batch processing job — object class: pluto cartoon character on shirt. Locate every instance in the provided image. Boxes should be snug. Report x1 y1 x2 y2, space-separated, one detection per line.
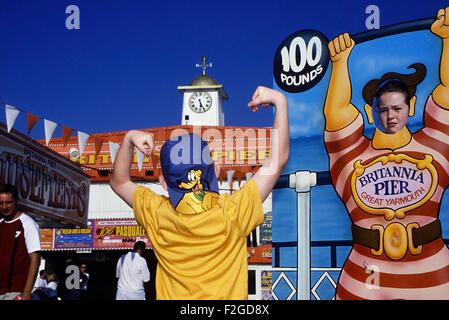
176 169 219 213
323 7 449 299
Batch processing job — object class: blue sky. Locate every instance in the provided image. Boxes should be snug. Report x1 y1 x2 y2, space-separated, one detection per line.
1 0 447 139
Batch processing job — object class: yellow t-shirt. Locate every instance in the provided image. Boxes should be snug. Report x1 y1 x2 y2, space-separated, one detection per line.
132 178 264 300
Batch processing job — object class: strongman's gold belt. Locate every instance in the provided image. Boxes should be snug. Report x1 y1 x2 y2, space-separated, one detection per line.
351 220 441 260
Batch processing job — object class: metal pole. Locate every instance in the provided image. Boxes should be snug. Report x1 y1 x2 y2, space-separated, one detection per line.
297 192 310 300
290 171 316 300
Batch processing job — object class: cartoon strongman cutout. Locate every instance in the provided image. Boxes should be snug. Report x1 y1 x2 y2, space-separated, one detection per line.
323 7 449 299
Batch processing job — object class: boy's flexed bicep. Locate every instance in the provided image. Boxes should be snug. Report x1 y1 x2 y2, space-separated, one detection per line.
110 130 154 207
248 86 290 202
324 33 360 131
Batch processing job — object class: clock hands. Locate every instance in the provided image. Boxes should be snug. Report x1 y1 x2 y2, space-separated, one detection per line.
198 98 205 112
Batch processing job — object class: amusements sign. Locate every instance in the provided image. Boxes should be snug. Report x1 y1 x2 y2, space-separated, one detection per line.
0 124 90 227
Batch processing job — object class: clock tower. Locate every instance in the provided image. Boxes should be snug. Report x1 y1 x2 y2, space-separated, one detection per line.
178 56 228 126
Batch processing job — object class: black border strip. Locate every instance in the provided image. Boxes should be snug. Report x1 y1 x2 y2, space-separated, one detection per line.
352 17 434 44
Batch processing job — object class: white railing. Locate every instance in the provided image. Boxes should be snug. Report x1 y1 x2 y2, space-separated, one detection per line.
269 267 341 300
249 266 342 300
269 170 338 300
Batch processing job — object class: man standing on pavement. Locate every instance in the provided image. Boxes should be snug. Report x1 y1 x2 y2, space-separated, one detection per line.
115 241 150 300
0 184 41 300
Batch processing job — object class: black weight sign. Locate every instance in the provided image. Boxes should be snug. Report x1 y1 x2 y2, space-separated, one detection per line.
273 30 329 93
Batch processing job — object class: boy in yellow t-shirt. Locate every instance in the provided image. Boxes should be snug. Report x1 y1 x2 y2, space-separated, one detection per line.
110 86 289 299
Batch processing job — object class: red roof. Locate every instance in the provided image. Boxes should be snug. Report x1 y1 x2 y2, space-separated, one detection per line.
40 125 272 183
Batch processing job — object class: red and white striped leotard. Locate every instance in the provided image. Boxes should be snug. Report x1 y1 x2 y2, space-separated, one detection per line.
324 95 449 300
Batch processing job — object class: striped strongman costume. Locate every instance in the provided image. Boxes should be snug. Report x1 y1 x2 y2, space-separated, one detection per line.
325 96 449 299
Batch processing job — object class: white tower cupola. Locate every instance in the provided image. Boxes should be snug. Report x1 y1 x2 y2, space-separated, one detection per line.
178 56 228 126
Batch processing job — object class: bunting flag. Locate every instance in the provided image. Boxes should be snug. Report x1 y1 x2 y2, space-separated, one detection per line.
93 137 104 157
61 126 74 147
226 170 235 194
44 119 58 145
227 170 235 194
27 112 40 134
77 131 90 155
218 172 225 184
5 104 20 132
136 149 144 171
227 169 235 183
1 101 126 172
236 171 243 186
108 142 120 164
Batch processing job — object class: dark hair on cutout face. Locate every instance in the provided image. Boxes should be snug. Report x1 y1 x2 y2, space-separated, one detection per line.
375 80 411 106
362 63 427 107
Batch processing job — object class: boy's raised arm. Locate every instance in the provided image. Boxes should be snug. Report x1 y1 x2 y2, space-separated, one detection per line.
249 86 290 202
110 130 154 207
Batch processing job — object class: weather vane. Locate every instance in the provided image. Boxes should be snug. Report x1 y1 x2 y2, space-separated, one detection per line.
196 56 213 75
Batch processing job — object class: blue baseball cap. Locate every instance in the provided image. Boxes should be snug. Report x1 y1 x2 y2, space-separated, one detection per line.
160 133 219 213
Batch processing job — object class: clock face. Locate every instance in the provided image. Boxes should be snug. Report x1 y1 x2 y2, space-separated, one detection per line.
189 91 212 113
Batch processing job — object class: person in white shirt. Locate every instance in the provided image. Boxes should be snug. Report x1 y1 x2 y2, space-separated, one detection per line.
31 270 47 300
115 241 150 300
0 184 41 300
34 270 47 291
44 273 58 300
